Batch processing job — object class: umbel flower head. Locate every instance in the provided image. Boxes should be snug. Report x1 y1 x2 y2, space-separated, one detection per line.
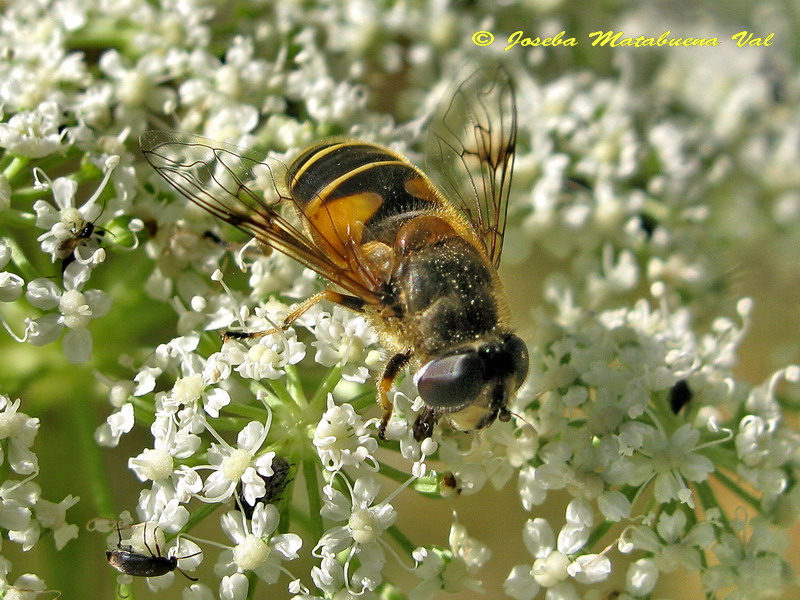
0 1 799 599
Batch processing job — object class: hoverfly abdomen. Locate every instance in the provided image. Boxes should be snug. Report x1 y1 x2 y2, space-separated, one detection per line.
287 141 441 260
288 141 396 199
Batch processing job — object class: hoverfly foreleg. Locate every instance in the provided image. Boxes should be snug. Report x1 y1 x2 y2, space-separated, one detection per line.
202 230 271 258
378 350 413 441
222 288 366 342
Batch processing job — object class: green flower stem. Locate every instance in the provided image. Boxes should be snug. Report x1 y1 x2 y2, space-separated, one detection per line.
130 397 155 423
287 503 313 535
310 364 343 410
284 363 307 404
70 388 115 518
245 570 258 600
0 227 40 281
67 23 137 54
9 186 49 203
247 382 283 411
268 378 304 411
182 502 220 536
585 518 616 550
703 444 740 474
222 401 273 421
277 472 297 534
348 389 375 411
0 208 36 227
3 156 30 183
303 459 324 540
648 390 683 434
376 462 413 486
203 414 254 432
710 468 761 511
386 525 416 556
378 581 409 600
410 474 442 498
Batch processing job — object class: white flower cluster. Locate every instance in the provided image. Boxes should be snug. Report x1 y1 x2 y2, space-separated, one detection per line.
0 395 79 594
0 0 799 599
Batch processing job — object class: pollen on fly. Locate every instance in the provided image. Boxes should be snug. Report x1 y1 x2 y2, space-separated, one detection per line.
105 522 201 581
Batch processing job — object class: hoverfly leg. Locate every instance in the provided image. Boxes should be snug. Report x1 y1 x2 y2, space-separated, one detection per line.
412 406 437 441
222 288 366 342
222 329 269 342
202 230 271 257
201 230 228 247
378 350 412 440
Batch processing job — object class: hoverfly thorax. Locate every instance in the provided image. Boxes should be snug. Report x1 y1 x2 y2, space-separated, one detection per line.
141 65 525 441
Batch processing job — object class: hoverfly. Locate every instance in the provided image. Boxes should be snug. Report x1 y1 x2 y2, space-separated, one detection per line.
140 66 528 440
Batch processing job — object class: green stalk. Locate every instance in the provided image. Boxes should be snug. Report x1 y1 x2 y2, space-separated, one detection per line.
378 582 409 600
222 402 273 420
245 570 258 600
269 378 304 411
376 462 412 486
386 525 416 556
129 397 156 422
703 445 740 474
0 153 13 172
0 208 37 227
10 186 49 203
71 387 115 519
67 23 136 54
277 471 297 535
348 389 375 411
310 364 343 410
181 502 221 535
284 363 307 404
3 156 30 183
286 504 313 536
585 518 616 550
711 468 760 511
0 228 40 281
304 459 324 539
204 414 253 432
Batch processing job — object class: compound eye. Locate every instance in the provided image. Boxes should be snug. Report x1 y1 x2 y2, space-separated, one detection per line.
416 352 486 410
505 335 529 390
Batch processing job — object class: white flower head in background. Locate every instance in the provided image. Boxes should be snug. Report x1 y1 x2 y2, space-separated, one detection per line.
314 394 378 472
216 504 302 592
24 266 111 363
313 475 399 594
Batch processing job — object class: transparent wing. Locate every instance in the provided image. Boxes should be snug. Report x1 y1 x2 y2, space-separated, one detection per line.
139 130 385 304
426 65 517 267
